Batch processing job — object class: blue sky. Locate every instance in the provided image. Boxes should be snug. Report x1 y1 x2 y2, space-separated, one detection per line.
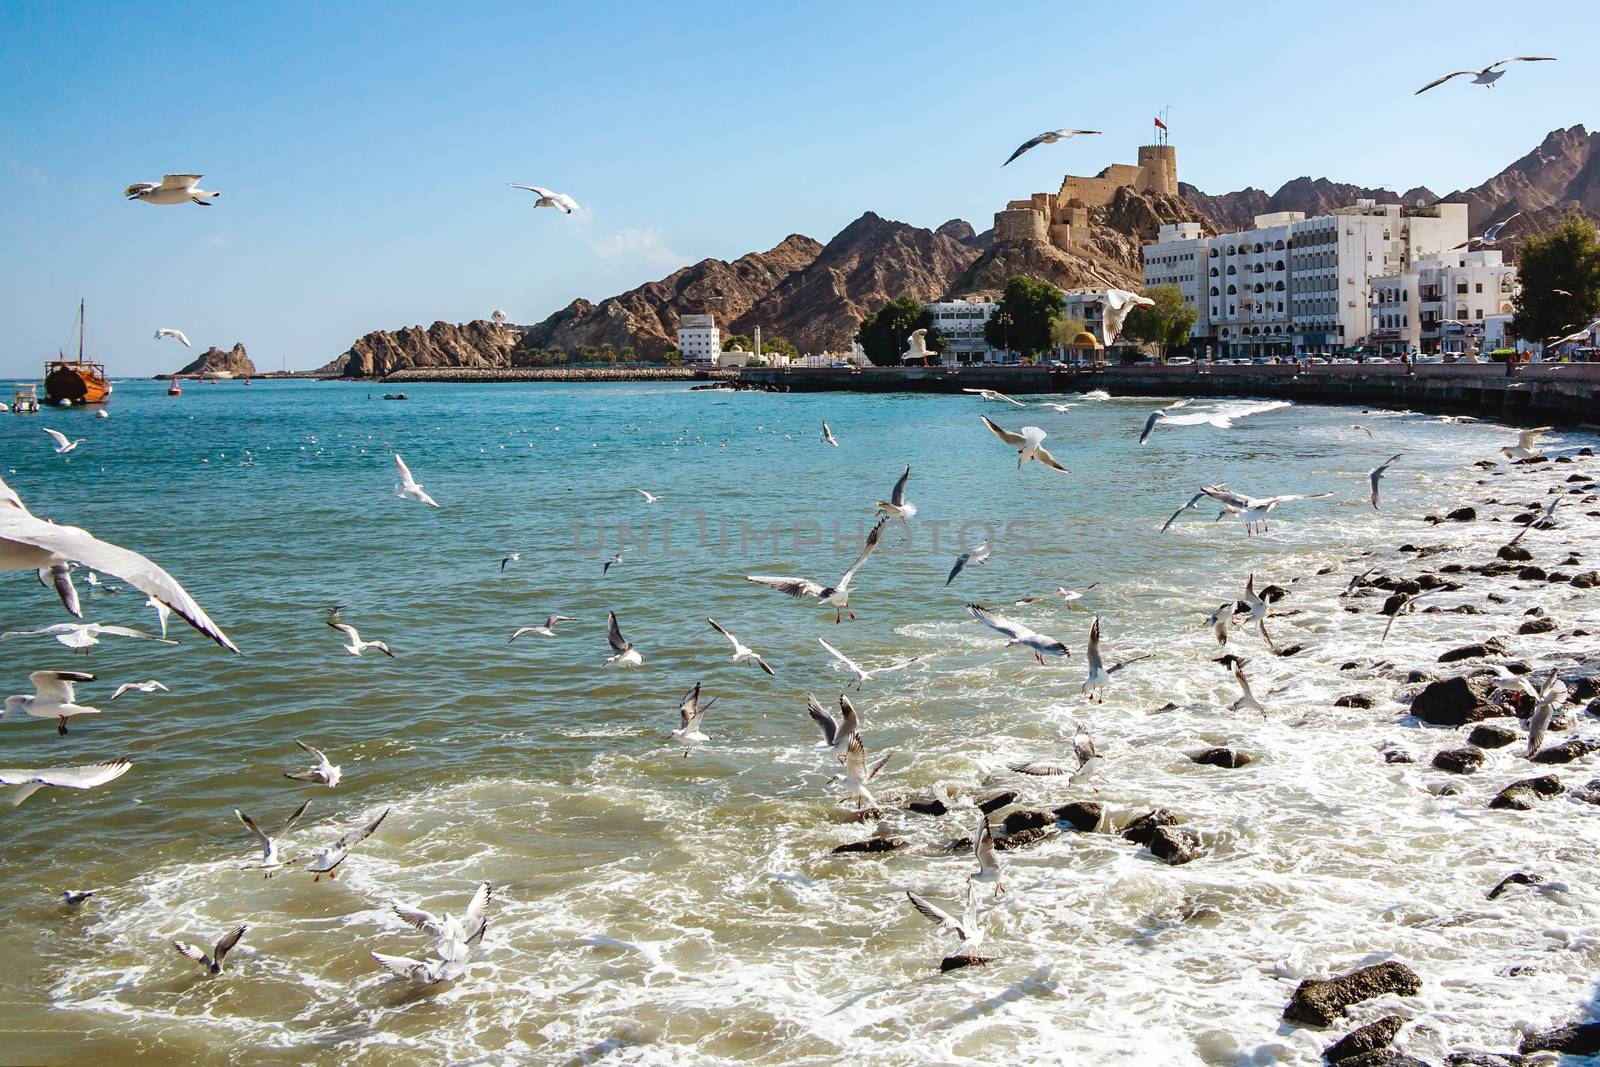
2 0 1595 376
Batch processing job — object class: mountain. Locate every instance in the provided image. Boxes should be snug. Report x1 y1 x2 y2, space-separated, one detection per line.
1437 124 1600 230
171 342 256 378
1181 179 1438 232
331 321 522 378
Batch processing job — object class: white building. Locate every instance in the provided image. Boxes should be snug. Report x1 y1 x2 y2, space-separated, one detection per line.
922 298 999 364
676 313 721 364
1141 221 1209 339
1370 249 1517 356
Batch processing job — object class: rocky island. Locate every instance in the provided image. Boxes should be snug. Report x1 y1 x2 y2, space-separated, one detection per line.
160 342 257 379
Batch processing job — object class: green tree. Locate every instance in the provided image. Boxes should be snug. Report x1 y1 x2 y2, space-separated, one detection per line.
1049 315 1089 349
761 336 799 359
1120 284 1199 361
984 276 1064 359
724 333 754 352
855 295 929 366
663 349 684 366
1510 213 1600 344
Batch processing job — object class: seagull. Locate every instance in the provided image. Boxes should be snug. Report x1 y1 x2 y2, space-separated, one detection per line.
499 553 522 572
392 882 493 965
153 328 191 348
1011 722 1103 788
821 421 839 447
670 681 716 757
1501 426 1553 461
817 637 919 690
604 611 642 668
1081 617 1149 702
961 388 1026 406
124 174 220 206
707 617 775 675
61 890 95 907
902 329 939 365
43 428 83 454
37 562 81 619
0 758 131 807
284 739 341 787
109 679 168 701
875 466 917 527
1368 453 1402 509
3 670 99 735
235 799 311 876
1342 565 1380 598
1242 575 1276 651
808 692 860 758
906 885 989 969
392 453 440 508
1381 591 1431 642
946 539 991 585
1002 128 1101 166
1014 582 1098 606
508 183 579 213
1228 661 1266 719
173 926 246 976
966 603 1069 664
1199 485 1333 536
293 808 389 881
1351 424 1374 438
1138 399 1286 446
1504 495 1563 548
1041 403 1078 413
980 415 1069 473
970 814 1004 897
1160 488 1227 532
1454 213 1524 249
372 921 488 987
509 615 576 641
746 516 887 623
836 734 890 810
1097 289 1154 347
1417 57 1555 94
1204 602 1233 646
0 622 176 652
327 621 393 657
631 488 662 504
1526 669 1567 759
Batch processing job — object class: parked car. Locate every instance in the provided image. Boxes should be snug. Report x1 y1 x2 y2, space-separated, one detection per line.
1167 357 1194 366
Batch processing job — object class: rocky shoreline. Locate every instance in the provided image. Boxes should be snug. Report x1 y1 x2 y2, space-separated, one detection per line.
374 366 737 384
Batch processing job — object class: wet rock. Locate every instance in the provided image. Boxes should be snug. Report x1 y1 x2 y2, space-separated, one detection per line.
1569 676 1600 701
906 796 949 817
1002 809 1053 835
1431 781 1463 797
1574 779 1600 805
1120 808 1179 846
1554 455 1574 464
1467 724 1518 748
1053 800 1102 831
1567 474 1588 482
1148 825 1203 865
1473 459 1498 468
1154 701 1180 712
1582 447 1596 457
1375 577 1423 595
1487 871 1546 899
1517 455 1549 465
1496 544 1533 562
1259 583 1289 602
1517 616 1558 635
1570 570 1600 589
1381 593 1413 617
1415 573 1455 590
1530 738 1599 764
1335 694 1377 709
1446 1053 1531 1066
1324 1015 1405 1065
1445 506 1477 522
1282 961 1423 1027
1341 661 1362 671
995 825 1055 851
1424 603 1482 615
1438 638 1509 663
1410 676 1503 726
1520 1020 1600 1055
1440 563 1466 574
831 836 907 855
1383 749 1415 764
1432 747 1486 774
1277 643 1308 657
1489 777 1564 810
1516 565 1547 581
976 790 1016 814
939 952 995 972
1545 571 1571 583
1404 669 1440 684
1502 660 1532 675
1191 747 1251 768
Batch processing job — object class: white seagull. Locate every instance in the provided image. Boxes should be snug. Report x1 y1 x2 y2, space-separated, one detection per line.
1454 213 1523 249
603 549 624 575
1205 602 1233 647
372 923 487 987
962 388 1026 406
970 814 1004 897
124 174 220 206
154 328 192 348
173 925 247 976
284 739 341 787
1138 399 1287 445
392 453 440 508
906 884 989 969
110 679 168 701
631 488 662 504
44 428 83 454
808 692 860 758
707 618 774 676
604 611 643 668
509 615 576 641
499 552 522 572
836 734 890 810
1229 661 1266 719
1368 453 1402 508
293 808 389 881
1200 484 1333 536
1003 128 1101 166
1501 426 1553 461
1097 289 1154 347
1526 668 1567 759
1012 721 1103 788
1415 57 1555 94
902 329 938 365
1242 574 1276 651
0 758 131 807
980 415 1069 473
0 622 176 652
1161 488 1227 532
1081 617 1149 702
946 539 991 585
1015 582 1098 606
821 421 839 447
875 465 917 527
746 516 887 623
817 637 919 690
670 681 716 757
3 670 100 735
392 882 493 965
966 603 1069 665
508 183 579 214
235 799 311 877
327 621 394 658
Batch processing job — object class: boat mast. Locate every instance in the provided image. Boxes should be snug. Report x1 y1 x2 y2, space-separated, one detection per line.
77 299 84 363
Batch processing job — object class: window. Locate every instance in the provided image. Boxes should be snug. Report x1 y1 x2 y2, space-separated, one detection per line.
1475 282 1483 294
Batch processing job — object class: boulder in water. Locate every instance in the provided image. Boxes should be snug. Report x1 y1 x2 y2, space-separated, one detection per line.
1432 747 1486 774
1530 738 1599 764
1439 638 1509 663
1053 800 1102 831
1520 1020 1600 1055
1120 808 1179 846
830 836 907 855
1190 747 1251 768
1489 776 1564 810
1282 961 1423 1027
1410 675 1503 726
1467 724 1517 749
1148 825 1203 865
1323 1015 1405 1065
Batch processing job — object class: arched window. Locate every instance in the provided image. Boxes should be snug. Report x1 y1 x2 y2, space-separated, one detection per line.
1253 242 1264 253
1274 259 1285 271
1210 267 1219 277
1210 286 1220 296
1227 284 1237 295
1253 283 1264 293
1274 239 1286 250
1274 281 1285 291
1226 265 1236 275
1226 245 1237 255
1210 248 1219 258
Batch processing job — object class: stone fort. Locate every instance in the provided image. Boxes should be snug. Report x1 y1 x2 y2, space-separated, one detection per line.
995 144 1177 249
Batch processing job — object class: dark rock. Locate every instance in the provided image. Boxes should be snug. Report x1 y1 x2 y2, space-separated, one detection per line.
1576 779 1600 805
1414 573 1455 590
1530 738 1599 764
1283 961 1423 1028
1440 563 1466 574
995 825 1055 851
1545 571 1572 583
1191 747 1251 768
1120 808 1179 846
1324 1015 1405 1065
1487 872 1546 899
1053 800 1102 831
1497 544 1533 562
1154 701 1180 712
1259 584 1290 602
1517 616 1558 635
1489 776 1565 810
1433 782 1464 797
1446 1054 1531 1066
1002 809 1053 834
1520 1020 1600 1055
1570 570 1600 589
1569 676 1600 701
939 952 995 972
1516 565 1547 581
1582 447 1596 456
1335 694 1377 709
1375 577 1424 595
1148 824 1203 865
1341 661 1362 671
1467 724 1518 748
1555 455 1574 464
1404 669 1440 684
1432 747 1486 774
1438 638 1509 664
906 796 949 817
831 836 907 855
976 790 1016 814
1410 676 1504 726
1277 643 1308 657
1503 661 1532 675
1445 507 1477 522
1383 749 1415 764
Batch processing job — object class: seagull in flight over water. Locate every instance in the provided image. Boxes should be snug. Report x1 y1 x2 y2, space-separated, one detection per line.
1415 57 1554 94
817 637 919 690
1501 426 1553 461
875 466 916 528
154 328 191 348
509 615 575 641
946 539 991 585
292 809 389 881
392 454 440 508
906 884 990 970
808 692 861 758
1011 722 1103 788
284 739 341 787
670 681 716 757
173 925 247 976
1229 661 1266 719
1368 453 1402 508
1242 575 1276 651
328 621 394 657
967 603 1069 664
236 799 311 876
962 388 1026 406
631 488 662 504
746 517 888 623
1081 617 1150 702
1200 485 1332 536
1002 128 1101 166
44 429 83 455
707 618 775 675
980 416 1069 473
0 758 131 807
4 670 100 735
109 679 168 701
604 611 643 668
821 421 839 447
1 622 176 652
970 814 1004 897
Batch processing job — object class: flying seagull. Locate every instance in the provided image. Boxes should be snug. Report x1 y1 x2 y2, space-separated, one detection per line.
603 548 624 575
1097 289 1154 347
970 814 1004 897
1351 424 1374 439
1199 484 1333 536
124 174 220 206
499 553 522 572
903 329 938 365
508 183 579 213
372 921 487 987
1454 213 1523 249
1380 590 1431 642
821 421 839 447
836 734 890 810
3 670 100 735
961 388 1025 406
1081 617 1149 702
1242 574 1276 651
1138 399 1286 446
1205 602 1233 647
1003 128 1101 166
1368 453 1402 508
1504 495 1563 549
746 516 888 623
285 739 341 787
0 758 131 807
604 611 642 668
1415 57 1554 94
392 882 493 966
980 415 1069 473
392 453 440 508
1501 426 1553 461
235 799 311 877
1011 721 1103 788
670 681 716 757
1160 487 1227 532
966 603 1069 664
44 428 83 455
631 488 662 504
1526 668 1567 759
1228 661 1265 719
327 621 393 657
509 615 576 641
173 925 247 976
1014 582 1098 606
0 622 176 652
817 637 919 690
946 539 991 585
906 885 991 970
707 617 775 675
1342 565 1380 598
109 679 168 701
808 692 860 758
153 328 192 348
293 808 389 881
875 466 917 528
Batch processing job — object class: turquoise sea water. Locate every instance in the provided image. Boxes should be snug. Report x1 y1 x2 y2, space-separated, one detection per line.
0 379 1597 1065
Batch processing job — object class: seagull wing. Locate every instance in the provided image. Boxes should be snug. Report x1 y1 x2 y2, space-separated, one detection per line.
392 453 418 488
392 901 447 936
907 891 967 939
806 696 839 746
889 466 910 507
173 941 210 967
679 682 706 730
1085 618 1104 676
946 552 971 586
975 818 1000 875
44 428 72 449
294 739 327 764
278 798 311 836
1415 70 1475 94
1011 760 1074 776
158 174 201 191
235 808 271 849
1516 426 1552 450
1199 485 1252 510
509 183 557 198
965 603 1032 643
1137 411 1162 445
93 625 176 643
706 617 737 648
1161 491 1209 532
980 415 1026 447
1256 492 1334 505
745 575 826 599
1487 56 1556 69
837 517 887 589
817 638 861 677
0 758 131 791
606 612 631 653
212 925 246 969
371 951 432 982
1032 444 1070 473
1002 131 1054 166
333 808 389 852
29 670 93 703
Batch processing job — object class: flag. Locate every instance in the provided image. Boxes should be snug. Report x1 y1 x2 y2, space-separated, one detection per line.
1154 117 1167 131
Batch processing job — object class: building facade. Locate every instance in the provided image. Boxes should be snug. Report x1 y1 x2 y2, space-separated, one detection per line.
1141 221 1209 343
1369 249 1517 356
995 144 1179 250
676 313 721 363
923 298 999 364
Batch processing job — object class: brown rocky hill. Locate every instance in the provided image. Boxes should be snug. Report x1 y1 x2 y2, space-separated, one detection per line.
330 321 522 378
730 212 981 353
171 342 256 378
1437 124 1600 230
1182 179 1437 232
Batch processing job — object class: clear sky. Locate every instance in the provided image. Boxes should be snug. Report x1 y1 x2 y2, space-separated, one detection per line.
2 0 1595 376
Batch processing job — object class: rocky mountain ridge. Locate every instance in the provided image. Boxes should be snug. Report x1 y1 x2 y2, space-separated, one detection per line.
169 342 256 378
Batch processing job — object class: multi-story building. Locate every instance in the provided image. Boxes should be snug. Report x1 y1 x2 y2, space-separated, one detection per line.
676 313 721 363
1369 249 1517 356
1141 222 1209 343
922 298 999 364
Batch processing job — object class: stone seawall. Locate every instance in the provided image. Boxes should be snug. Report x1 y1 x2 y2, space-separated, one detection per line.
379 367 736 384
736 363 1600 425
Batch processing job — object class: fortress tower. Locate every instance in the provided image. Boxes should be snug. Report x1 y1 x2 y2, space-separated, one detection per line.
993 143 1179 250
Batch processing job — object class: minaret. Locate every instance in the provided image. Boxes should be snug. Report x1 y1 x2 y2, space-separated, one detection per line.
754 325 762 358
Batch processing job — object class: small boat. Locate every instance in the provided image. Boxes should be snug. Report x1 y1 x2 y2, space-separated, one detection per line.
382 393 408 400
168 380 182 397
10 383 41 413
44 300 113 407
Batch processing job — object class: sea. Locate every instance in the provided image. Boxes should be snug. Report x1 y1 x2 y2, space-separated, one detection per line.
0 379 1596 1066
